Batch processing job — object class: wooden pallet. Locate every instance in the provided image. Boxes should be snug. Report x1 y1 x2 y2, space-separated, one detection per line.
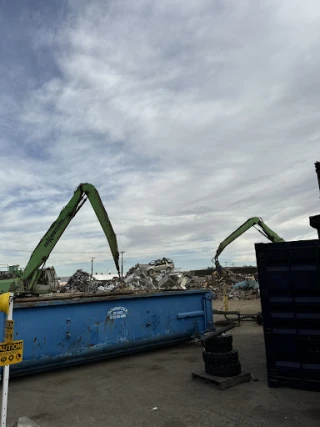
192 370 251 390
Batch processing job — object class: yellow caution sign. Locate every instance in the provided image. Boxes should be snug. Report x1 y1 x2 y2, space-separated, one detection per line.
4 320 14 342
0 340 23 366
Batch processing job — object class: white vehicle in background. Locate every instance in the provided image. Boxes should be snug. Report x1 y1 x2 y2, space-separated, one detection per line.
146 258 175 276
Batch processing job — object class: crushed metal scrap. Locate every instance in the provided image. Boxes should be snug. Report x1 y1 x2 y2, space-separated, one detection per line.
60 269 120 293
202 269 260 300
59 264 197 293
124 264 193 291
59 263 260 299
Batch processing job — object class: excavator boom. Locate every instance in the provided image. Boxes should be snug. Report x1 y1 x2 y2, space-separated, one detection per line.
213 217 284 273
22 183 120 290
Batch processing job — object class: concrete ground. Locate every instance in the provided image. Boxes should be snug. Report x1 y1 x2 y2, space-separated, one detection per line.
6 300 320 427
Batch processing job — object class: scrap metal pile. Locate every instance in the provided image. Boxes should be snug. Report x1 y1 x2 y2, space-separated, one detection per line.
123 264 195 291
60 269 120 293
59 265 259 298
123 265 259 297
60 264 201 293
203 270 259 300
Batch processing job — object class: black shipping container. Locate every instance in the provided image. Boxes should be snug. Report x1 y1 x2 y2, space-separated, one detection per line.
255 239 320 391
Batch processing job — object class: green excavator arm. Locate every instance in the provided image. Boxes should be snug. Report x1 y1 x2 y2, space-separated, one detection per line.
213 217 284 274
21 183 120 292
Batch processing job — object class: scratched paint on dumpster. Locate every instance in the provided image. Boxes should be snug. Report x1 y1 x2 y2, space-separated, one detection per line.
107 306 128 319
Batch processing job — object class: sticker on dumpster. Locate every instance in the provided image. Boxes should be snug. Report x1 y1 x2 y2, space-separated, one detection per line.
108 307 128 320
4 320 14 342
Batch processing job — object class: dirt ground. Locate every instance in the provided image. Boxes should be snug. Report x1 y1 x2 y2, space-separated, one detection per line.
6 300 320 427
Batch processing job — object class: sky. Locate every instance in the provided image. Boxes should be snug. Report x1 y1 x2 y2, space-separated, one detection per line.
0 0 320 277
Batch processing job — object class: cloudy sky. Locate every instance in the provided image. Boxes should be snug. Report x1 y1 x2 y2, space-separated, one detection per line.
0 0 319 277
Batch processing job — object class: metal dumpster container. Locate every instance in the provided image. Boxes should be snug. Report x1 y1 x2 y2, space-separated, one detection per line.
255 239 320 391
0 289 213 377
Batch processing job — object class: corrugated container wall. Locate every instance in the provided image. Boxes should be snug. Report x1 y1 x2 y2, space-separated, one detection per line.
255 239 320 391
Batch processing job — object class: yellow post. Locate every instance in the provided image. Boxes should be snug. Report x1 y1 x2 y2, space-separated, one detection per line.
223 283 229 311
0 293 24 426
0 292 12 427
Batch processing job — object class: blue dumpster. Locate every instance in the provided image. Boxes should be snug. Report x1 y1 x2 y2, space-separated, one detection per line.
0 289 213 377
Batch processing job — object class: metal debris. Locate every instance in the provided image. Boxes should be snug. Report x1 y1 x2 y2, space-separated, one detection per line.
59 262 259 300
233 278 259 290
60 263 201 294
124 266 157 290
124 265 193 291
202 270 260 300
60 269 120 293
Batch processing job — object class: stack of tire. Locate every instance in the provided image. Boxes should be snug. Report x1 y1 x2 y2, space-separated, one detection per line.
203 333 241 377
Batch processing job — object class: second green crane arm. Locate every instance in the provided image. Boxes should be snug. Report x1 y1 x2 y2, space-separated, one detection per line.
213 217 284 273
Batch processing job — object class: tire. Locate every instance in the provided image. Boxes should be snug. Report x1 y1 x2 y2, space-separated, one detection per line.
166 267 171 273
204 342 233 353
209 333 233 346
148 269 154 276
202 350 239 365
205 361 241 377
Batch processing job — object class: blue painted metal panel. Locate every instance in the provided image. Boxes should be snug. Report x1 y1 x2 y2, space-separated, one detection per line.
0 290 213 376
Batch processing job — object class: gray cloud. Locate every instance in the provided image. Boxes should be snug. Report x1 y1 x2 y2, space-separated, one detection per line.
0 0 320 275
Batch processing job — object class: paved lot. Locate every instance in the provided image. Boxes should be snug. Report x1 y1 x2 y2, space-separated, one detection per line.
6 301 320 427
